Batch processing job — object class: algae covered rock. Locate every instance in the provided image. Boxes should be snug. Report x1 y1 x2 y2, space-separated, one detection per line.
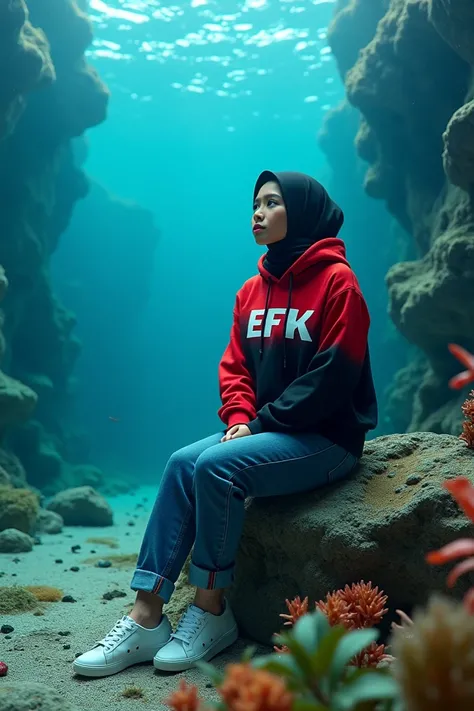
0 585 38 614
230 432 474 644
46 485 113 526
0 681 78 711
0 528 34 553
0 486 39 533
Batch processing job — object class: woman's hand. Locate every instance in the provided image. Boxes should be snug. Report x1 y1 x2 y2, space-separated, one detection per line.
221 424 251 442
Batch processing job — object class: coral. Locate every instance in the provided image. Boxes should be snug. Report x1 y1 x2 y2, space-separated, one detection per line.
0 585 38 614
390 595 474 710
460 391 474 448
274 583 389 667
0 485 39 533
316 580 389 630
219 664 294 711
166 679 202 711
425 476 474 612
25 585 62 602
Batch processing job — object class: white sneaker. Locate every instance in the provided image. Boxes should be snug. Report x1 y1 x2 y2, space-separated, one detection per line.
153 598 238 672
72 614 172 678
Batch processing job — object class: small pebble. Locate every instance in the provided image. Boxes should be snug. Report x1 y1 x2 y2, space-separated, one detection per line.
395 486 405 494
1 625 13 634
34 536 42 545
127 522 135 527
63 644 71 650
74 652 82 659
103 590 127 601
70 566 80 572
387 471 396 479
4 635 11 639
62 595 76 603
58 631 71 637
71 545 81 553
406 474 422 486
90 550 96 554
96 560 111 568
12 558 20 564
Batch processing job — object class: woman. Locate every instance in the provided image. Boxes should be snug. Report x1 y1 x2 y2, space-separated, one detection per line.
73 170 377 678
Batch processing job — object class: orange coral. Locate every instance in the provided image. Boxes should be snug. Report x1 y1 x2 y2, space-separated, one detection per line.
274 582 390 666
218 663 293 711
316 581 388 630
279 595 308 626
165 679 203 711
274 595 309 652
460 391 474 448
351 641 388 667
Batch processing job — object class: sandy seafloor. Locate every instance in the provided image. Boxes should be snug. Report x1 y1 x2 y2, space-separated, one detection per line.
0 486 269 710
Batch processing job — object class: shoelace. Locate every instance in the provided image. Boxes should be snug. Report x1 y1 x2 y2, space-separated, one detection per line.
97 617 135 651
171 607 203 644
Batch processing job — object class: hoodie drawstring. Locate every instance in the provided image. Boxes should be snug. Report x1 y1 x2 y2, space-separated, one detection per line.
282 272 293 369
259 279 272 361
259 272 293 370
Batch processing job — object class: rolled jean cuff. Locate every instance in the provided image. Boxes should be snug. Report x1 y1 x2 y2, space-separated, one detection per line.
130 568 174 604
188 560 235 590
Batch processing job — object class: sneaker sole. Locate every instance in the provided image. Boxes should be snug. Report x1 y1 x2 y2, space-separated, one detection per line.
72 642 171 678
152 625 239 673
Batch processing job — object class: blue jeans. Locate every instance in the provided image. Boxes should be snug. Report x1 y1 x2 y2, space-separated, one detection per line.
131 431 358 603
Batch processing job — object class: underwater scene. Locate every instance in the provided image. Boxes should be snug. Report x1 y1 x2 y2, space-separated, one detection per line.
1 0 474 708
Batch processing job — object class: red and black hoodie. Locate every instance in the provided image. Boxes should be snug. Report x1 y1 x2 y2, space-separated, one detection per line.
217 171 377 459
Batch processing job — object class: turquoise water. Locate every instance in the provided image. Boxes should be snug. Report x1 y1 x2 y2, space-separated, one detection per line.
52 0 402 481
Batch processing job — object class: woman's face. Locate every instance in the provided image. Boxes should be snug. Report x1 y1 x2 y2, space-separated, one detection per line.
251 180 287 246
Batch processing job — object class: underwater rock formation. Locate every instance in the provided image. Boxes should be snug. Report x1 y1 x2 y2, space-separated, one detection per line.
322 0 474 434
0 0 108 489
230 431 473 644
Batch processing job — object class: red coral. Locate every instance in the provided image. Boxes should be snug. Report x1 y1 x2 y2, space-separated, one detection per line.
351 641 389 667
165 679 203 711
0 661 8 676
460 391 474 448
316 581 388 630
426 476 474 613
275 582 390 666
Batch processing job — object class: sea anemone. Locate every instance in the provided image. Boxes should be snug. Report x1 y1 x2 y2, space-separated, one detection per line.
390 595 474 710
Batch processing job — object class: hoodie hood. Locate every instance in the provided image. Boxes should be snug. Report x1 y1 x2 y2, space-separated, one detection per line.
254 170 345 280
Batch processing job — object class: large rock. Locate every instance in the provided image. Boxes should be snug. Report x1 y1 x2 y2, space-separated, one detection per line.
46 485 113 526
229 432 474 644
0 528 34 553
0 486 39 533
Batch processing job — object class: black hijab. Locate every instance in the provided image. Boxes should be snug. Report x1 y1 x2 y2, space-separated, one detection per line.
254 170 344 279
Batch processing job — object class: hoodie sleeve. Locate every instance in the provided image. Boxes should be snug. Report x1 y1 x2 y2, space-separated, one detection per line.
218 293 257 429
246 287 369 434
